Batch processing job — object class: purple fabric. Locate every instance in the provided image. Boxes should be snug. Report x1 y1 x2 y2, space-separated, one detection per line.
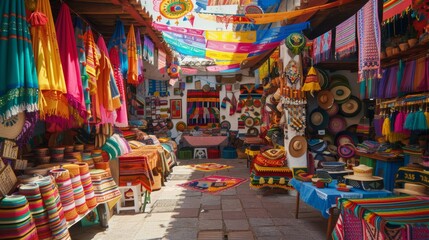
373 117 384 137
15 111 38 147
400 60 416 94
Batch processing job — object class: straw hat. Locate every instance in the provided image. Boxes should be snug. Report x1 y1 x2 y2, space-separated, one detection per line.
339 96 362 117
344 164 383 181
316 67 329 90
394 183 428 196
329 77 351 104
337 143 355 158
309 108 329 130
328 115 347 134
326 102 339 117
317 90 334 110
335 131 359 146
289 136 307 158
0 112 25 139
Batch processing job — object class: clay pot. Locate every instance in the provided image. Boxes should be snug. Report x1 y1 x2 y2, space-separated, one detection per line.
385 47 393 57
399 43 409 52
408 38 418 48
380 52 386 59
392 47 400 55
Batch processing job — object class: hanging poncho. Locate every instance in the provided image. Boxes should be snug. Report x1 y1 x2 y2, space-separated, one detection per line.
30 0 69 126
55 3 86 127
108 19 128 76
126 25 139 85
109 48 128 127
84 27 101 124
0 0 38 121
74 18 91 116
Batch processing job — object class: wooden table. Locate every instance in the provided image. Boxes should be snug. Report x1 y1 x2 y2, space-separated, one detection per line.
290 178 392 240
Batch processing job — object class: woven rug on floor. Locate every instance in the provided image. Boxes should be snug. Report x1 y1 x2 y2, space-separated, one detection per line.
187 163 233 172
178 175 247 194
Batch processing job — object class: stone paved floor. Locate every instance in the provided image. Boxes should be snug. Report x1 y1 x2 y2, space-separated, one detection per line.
69 158 328 240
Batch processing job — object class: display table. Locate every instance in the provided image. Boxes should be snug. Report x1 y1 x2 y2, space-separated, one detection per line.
355 152 404 191
290 178 392 239
333 196 429 239
182 135 228 148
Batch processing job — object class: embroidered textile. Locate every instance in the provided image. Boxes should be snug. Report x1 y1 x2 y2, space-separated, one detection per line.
335 15 356 60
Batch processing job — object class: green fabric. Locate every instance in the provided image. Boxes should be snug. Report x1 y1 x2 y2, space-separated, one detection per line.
0 0 38 120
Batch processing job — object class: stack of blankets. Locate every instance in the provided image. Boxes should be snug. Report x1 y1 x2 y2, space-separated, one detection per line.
249 149 294 190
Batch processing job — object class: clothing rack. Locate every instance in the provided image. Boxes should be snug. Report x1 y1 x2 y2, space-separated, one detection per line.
378 93 429 109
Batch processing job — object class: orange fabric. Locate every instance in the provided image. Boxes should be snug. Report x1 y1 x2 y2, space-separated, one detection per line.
126 25 138 85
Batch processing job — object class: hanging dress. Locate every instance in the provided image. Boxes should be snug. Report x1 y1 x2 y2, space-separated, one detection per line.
126 25 139 85
109 47 128 127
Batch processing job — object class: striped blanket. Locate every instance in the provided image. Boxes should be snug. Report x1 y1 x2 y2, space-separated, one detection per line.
333 196 429 240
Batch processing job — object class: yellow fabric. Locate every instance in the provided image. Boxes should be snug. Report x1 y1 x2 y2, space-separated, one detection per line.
205 30 256 43
425 112 429 127
126 25 139 85
301 82 321 92
382 118 391 141
84 29 101 123
253 164 292 173
214 60 243 65
97 53 115 112
31 0 69 121
246 0 354 24
245 148 260 157
206 49 248 61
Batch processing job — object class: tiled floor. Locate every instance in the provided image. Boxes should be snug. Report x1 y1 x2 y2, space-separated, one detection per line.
69 158 328 240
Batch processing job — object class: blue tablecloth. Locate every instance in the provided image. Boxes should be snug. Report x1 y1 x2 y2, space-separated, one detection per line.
290 178 392 218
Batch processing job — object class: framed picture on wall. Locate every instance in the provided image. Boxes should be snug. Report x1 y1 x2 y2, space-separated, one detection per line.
173 88 181 95
170 99 182 119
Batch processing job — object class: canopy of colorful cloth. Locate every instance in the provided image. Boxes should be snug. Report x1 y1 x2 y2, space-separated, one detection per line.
0 0 38 122
30 0 69 127
333 196 429 240
55 3 86 128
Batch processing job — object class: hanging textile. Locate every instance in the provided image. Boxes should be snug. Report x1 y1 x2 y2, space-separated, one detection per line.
158 50 167 74
74 18 91 116
109 47 128 127
55 3 86 127
136 28 144 82
357 0 381 99
108 19 128 76
335 15 356 60
0 0 38 122
148 80 169 97
383 0 413 21
186 90 220 126
143 36 155 65
31 0 69 126
126 25 138 85
312 30 332 64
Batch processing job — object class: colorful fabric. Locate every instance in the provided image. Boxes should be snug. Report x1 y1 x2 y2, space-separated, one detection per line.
143 35 155 65
84 27 101 124
49 168 79 222
335 196 429 240
335 14 356 60
126 25 138 85
62 164 89 215
253 154 286 167
186 90 220 126
249 172 293 190
90 169 121 203
357 0 381 99
108 19 127 76
396 167 429 187
187 163 233 172
312 30 331 64
383 0 413 21
0 0 38 122
31 0 69 126
136 28 144 81
109 47 128 127
118 154 154 191
178 175 248 194
148 79 169 97
74 18 91 116
55 3 86 128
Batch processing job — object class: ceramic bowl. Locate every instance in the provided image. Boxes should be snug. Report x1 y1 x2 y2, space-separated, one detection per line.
34 148 49 156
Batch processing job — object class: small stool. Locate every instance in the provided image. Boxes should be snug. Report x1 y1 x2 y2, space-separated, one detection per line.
208 148 220 159
222 147 237 159
116 184 142 213
194 148 208 159
178 147 193 159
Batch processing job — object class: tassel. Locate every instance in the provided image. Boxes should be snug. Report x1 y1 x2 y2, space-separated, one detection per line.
301 66 320 97
29 11 48 26
259 177 265 184
268 178 274 184
279 178 285 185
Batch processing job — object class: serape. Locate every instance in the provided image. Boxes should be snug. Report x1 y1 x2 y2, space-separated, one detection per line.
334 196 429 240
0 0 38 122
335 14 356 60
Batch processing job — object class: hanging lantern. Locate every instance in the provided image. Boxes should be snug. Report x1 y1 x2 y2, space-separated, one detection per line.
301 66 321 97
285 33 306 55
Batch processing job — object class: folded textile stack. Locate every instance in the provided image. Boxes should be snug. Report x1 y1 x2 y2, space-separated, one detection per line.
402 145 424 155
118 154 154 191
249 149 293 190
90 169 121 203
356 140 380 153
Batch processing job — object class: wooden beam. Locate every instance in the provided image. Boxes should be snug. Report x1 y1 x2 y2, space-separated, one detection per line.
66 2 125 15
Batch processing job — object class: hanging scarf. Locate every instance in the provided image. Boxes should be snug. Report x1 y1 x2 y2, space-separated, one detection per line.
31 0 69 126
400 60 416 95
84 27 101 124
357 0 381 99
109 48 128 127
382 117 391 141
335 14 356 60
74 18 91 116
108 19 128 76
55 3 86 127
414 57 427 92
230 92 237 116
136 28 144 83
126 25 138 85
0 0 38 122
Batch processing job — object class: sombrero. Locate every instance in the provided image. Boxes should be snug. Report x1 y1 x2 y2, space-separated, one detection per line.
316 67 329 90
309 139 327 153
339 95 362 117
329 74 350 88
289 135 307 158
330 76 352 104
175 121 187 132
245 117 254 127
202 84 211 93
309 108 329 130
335 131 359 146
317 90 334 110
327 145 338 155
220 121 231 130
326 102 339 117
337 143 355 158
394 183 428 196
322 134 335 145
0 112 25 139
247 127 259 136
344 164 383 181
328 115 347 134
285 33 306 55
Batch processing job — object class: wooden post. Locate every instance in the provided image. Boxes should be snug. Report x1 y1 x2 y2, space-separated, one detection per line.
295 192 300 219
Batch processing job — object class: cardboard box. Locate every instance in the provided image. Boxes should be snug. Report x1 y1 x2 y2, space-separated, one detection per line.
0 164 17 196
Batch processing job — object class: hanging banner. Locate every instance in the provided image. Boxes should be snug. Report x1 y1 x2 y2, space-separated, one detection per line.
255 22 309 44
312 30 332 64
163 34 206 58
206 40 280 54
143 36 155 64
206 64 241 72
158 50 166 74
206 49 248 61
205 30 256 43
152 22 205 36
181 67 198 74
383 0 412 21
163 32 206 49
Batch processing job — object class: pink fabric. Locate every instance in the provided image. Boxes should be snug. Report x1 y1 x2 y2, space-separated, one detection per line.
206 64 241 72
183 136 228 147
152 22 205 36
206 40 281 53
55 3 86 124
109 48 128 127
394 111 405 133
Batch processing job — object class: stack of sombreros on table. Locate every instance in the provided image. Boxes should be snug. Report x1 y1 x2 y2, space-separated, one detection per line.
343 164 384 190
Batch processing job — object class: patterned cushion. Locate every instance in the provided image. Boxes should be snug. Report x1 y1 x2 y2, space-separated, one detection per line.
253 153 286 167
261 148 285 160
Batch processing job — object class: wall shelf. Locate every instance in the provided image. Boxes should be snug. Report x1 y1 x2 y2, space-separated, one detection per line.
381 42 429 68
